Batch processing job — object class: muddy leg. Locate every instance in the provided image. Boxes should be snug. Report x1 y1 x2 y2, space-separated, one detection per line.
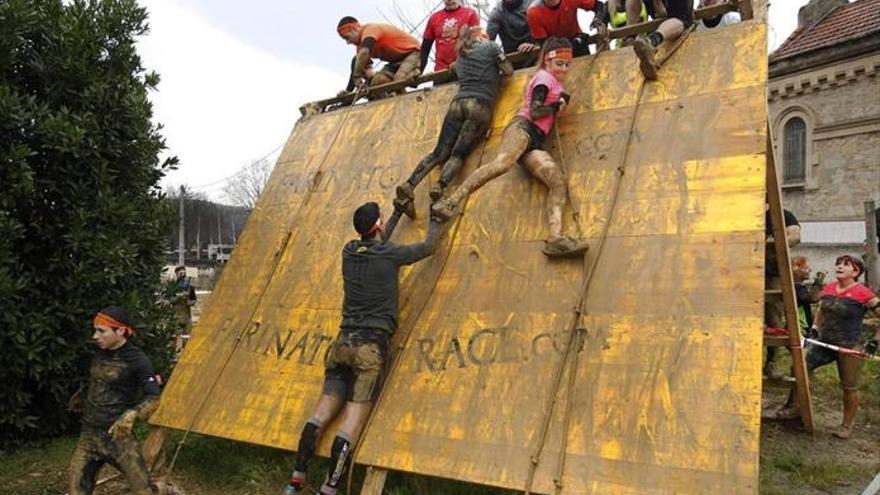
432 122 529 221
435 100 492 200
521 149 566 239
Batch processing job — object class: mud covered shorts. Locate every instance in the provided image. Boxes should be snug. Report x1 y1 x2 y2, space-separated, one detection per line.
509 116 546 155
322 330 390 403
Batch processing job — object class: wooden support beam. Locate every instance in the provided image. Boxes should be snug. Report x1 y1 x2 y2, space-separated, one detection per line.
299 2 743 116
359 466 388 495
766 125 815 433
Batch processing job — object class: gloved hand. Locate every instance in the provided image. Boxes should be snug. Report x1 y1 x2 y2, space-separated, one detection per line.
865 339 879 356
108 409 138 440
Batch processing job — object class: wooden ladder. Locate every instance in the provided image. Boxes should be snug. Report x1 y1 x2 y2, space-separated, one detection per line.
764 126 815 433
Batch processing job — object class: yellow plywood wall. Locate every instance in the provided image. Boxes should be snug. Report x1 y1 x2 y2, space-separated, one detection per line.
151 22 767 494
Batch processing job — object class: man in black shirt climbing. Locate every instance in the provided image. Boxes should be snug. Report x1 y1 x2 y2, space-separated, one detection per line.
67 306 167 495
282 202 447 495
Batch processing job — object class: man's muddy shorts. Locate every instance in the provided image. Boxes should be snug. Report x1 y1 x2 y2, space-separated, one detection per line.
322 330 390 403
664 0 694 27
805 340 863 390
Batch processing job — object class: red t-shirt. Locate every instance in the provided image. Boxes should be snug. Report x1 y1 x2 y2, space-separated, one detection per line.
423 6 480 71
818 282 876 305
358 23 420 63
527 0 596 40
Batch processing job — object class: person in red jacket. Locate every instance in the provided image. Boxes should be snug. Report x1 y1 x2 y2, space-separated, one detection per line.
527 0 607 57
420 0 481 72
337 16 421 93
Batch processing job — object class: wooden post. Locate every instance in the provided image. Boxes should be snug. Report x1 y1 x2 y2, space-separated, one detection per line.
142 426 169 472
766 127 814 433
359 466 388 495
865 201 879 292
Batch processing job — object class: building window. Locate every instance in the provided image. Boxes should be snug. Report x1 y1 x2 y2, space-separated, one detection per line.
783 117 806 183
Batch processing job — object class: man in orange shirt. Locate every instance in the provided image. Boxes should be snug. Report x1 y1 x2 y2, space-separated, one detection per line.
527 0 607 57
337 16 422 94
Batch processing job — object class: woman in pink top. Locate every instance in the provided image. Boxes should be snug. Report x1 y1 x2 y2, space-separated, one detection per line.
432 37 588 258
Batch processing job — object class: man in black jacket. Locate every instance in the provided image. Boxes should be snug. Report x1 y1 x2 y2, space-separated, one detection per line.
67 306 161 495
282 202 446 495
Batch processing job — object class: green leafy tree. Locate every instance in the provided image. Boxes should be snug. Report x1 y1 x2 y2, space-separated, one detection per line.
0 0 178 445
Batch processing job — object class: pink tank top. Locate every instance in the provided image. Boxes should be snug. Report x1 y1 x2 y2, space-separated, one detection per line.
517 69 564 136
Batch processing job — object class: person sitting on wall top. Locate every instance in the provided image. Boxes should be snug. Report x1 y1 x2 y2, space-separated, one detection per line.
337 16 421 96
487 0 539 68
631 0 695 80
527 0 608 58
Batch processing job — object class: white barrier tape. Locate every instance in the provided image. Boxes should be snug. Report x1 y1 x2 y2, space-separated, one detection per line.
802 336 880 362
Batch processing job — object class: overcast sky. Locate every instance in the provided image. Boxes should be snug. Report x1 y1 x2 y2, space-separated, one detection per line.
137 0 812 202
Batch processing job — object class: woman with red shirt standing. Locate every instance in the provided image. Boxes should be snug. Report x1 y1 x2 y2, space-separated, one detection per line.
784 255 880 439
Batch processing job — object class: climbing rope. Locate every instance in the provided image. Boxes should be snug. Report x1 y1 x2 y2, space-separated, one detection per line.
525 26 696 494
164 84 370 475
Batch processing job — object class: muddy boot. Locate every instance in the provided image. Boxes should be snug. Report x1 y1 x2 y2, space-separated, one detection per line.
632 35 658 81
774 405 800 420
151 481 185 495
429 182 445 202
281 471 306 494
832 424 853 439
542 235 589 258
431 199 459 223
395 182 416 219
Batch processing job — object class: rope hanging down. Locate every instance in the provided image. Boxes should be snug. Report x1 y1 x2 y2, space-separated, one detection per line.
524 26 696 495
164 84 370 475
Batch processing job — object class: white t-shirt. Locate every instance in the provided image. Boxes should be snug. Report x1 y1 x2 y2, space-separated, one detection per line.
697 11 741 31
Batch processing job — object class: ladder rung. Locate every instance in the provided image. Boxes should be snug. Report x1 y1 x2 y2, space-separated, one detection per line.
764 335 791 347
763 375 796 388
764 289 783 295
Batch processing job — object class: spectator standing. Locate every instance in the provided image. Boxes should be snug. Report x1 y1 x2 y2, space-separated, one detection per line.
420 0 481 72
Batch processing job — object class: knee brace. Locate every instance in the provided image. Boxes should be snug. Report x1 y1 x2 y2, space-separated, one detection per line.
321 433 353 493
294 417 324 472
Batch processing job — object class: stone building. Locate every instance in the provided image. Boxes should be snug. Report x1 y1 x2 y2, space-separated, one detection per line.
768 0 880 280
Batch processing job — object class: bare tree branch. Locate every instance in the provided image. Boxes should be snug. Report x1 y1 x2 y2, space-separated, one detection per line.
222 158 273 209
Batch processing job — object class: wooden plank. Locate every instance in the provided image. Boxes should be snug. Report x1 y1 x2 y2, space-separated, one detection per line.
765 126 815 433
300 2 743 116
359 467 388 495
153 22 769 495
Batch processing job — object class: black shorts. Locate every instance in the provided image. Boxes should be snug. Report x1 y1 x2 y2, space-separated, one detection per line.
510 116 546 153
665 0 694 26
322 330 390 403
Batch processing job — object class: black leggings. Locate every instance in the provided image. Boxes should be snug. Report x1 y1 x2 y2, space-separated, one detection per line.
405 97 493 188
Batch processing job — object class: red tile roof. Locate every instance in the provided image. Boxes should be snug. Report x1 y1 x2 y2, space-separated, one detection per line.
770 0 880 61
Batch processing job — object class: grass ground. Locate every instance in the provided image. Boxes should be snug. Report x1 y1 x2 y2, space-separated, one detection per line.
3 359 878 495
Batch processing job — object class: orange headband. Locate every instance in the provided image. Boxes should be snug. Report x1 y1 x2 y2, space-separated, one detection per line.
94 312 134 337
337 22 360 37
544 47 573 63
